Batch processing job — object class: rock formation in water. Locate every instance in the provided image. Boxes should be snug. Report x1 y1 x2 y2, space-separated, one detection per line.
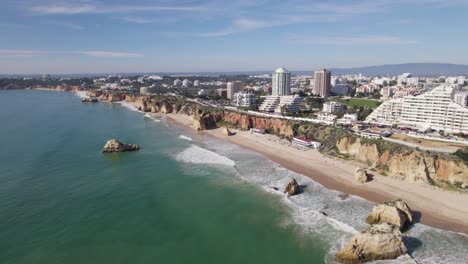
335 223 408 264
366 199 413 231
354 168 369 183
284 179 300 197
102 139 140 153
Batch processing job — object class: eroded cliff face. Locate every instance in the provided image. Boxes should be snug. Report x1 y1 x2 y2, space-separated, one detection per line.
336 137 468 187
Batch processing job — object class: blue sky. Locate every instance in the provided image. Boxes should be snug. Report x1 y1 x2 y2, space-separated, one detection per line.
1 0 468 74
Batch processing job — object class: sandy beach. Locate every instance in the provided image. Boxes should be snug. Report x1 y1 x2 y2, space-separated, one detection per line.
159 112 468 234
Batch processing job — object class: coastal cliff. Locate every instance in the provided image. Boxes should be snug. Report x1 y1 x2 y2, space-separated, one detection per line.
334 136 467 188
72 92 468 191
122 93 467 190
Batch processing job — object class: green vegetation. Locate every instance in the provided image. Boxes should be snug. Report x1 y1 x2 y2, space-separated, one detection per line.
330 98 381 109
454 148 468 164
215 120 236 128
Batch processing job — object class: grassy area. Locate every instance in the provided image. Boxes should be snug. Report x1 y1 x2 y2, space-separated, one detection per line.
330 98 381 109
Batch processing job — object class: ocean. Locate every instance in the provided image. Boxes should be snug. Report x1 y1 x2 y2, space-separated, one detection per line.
0 90 467 264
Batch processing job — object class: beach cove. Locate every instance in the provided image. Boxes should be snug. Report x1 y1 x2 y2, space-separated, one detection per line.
0 89 467 263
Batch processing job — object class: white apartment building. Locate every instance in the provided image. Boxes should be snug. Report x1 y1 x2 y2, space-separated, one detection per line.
366 98 403 125
274 95 303 114
367 85 468 133
400 86 468 133
259 96 281 112
272 68 291 96
233 92 255 108
337 113 358 125
322 101 345 113
454 92 468 107
259 95 303 113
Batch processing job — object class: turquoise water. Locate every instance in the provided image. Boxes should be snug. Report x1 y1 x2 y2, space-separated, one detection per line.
0 90 326 264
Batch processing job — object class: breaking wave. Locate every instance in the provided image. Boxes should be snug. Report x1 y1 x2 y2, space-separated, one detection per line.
176 145 235 167
178 135 192 141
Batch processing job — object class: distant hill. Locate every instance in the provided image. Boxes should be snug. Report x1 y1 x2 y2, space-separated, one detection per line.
329 63 468 77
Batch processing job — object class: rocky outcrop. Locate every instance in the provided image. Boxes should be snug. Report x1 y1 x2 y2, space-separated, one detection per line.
222 127 234 136
284 179 300 197
366 199 413 231
82 98 98 103
335 223 407 264
102 139 140 153
160 102 173 114
223 112 294 138
355 168 369 183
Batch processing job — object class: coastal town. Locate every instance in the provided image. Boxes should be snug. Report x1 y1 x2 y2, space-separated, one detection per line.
2 68 467 151
2 69 468 262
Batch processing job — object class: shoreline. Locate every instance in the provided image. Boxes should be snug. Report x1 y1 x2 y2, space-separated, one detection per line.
158 112 468 235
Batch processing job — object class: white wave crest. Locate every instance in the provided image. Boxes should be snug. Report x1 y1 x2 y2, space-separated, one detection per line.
144 113 161 122
176 145 235 166
74 91 88 99
178 135 192 141
117 101 142 113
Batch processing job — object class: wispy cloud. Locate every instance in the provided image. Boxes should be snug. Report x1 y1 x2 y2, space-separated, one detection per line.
80 51 144 58
197 14 341 37
30 3 205 15
289 35 419 45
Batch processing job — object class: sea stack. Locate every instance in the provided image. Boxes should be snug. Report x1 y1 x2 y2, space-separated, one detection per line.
284 178 300 197
366 199 413 231
102 139 140 153
354 168 369 183
335 223 407 264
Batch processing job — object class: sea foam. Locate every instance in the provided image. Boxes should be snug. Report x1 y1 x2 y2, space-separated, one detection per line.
144 113 161 122
176 145 235 167
178 135 192 141
74 91 88 99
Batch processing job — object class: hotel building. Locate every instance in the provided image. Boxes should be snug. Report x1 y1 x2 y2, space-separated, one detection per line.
366 85 468 133
272 68 291 96
314 69 331 98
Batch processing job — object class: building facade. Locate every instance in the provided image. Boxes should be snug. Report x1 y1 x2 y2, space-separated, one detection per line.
227 81 243 100
314 69 331 98
322 101 345 113
233 92 255 107
272 68 291 96
367 85 468 133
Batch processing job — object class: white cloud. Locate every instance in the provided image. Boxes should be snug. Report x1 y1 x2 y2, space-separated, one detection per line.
80 51 144 58
289 35 418 45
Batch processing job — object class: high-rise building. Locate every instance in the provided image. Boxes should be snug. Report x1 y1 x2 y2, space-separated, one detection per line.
314 69 331 97
227 81 242 100
272 68 291 96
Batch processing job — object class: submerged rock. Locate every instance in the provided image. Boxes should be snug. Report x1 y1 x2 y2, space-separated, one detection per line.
102 139 140 153
366 199 413 231
335 223 407 264
284 179 299 197
354 168 369 183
